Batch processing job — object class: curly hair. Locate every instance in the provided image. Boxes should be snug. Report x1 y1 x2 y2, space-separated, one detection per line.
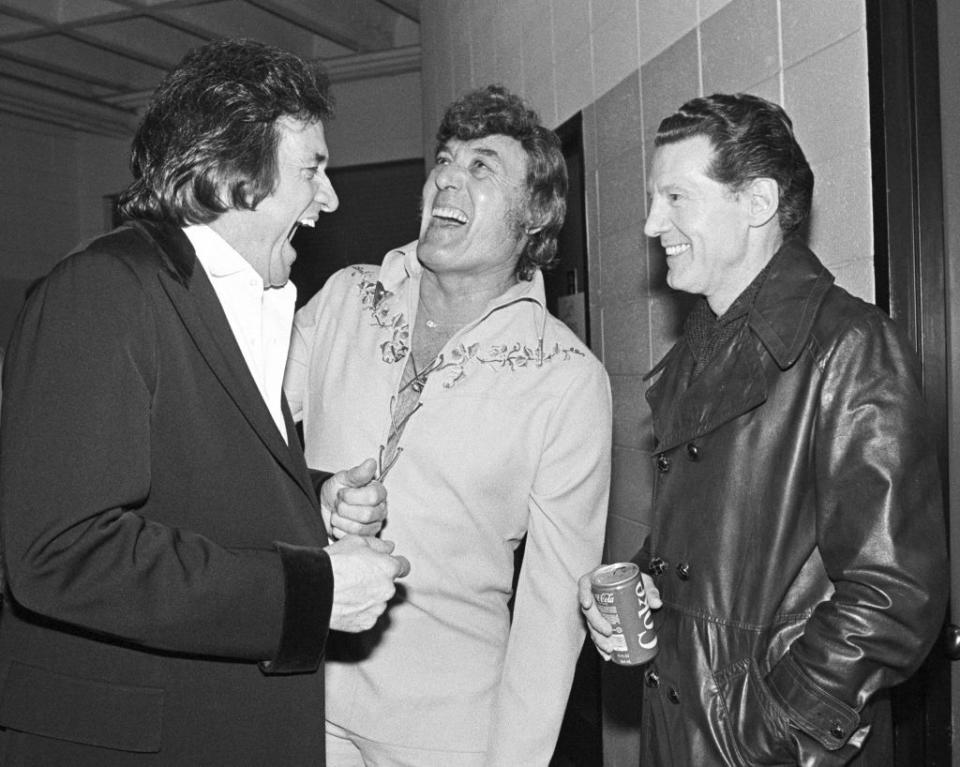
118 38 333 225
655 93 814 239
435 85 567 280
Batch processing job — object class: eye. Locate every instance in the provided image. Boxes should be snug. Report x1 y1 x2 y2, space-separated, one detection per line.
470 158 492 177
434 154 451 167
667 192 682 203
303 166 319 179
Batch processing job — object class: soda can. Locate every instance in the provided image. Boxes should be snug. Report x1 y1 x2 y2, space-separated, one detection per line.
589 562 658 666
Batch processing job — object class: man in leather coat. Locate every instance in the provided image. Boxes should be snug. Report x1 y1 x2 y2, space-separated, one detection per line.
580 93 947 765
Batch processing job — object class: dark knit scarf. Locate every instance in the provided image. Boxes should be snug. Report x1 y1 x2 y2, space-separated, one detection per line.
684 262 773 378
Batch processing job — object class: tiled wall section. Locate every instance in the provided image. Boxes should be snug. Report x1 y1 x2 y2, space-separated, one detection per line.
421 2 872 764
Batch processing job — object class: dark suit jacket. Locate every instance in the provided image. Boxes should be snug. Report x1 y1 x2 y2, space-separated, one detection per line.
0 221 333 765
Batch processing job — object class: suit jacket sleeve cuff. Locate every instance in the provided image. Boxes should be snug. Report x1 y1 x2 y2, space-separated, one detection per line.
259 542 332 675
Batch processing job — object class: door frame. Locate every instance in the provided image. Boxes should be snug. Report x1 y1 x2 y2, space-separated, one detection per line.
866 0 952 763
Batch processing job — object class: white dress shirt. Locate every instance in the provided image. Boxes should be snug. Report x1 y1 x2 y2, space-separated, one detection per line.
184 224 295 442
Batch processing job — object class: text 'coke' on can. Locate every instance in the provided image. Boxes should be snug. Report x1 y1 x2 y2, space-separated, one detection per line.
590 562 658 666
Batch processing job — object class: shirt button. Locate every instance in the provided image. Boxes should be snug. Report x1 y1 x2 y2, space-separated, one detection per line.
686 442 700 461
676 562 691 580
656 454 671 473
649 556 667 576
830 722 845 739
668 687 681 704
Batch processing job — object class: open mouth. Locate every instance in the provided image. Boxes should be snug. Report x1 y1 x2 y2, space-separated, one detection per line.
288 217 316 241
431 205 468 225
663 243 690 257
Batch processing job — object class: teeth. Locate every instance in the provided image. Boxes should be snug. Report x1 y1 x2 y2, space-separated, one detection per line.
432 206 468 224
298 218 316 228
664 243 689 257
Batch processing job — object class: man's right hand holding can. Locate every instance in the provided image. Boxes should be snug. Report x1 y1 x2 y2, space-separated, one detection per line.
578 569 662 662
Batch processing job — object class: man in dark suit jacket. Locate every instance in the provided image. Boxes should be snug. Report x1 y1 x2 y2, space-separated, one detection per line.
0 39 407 765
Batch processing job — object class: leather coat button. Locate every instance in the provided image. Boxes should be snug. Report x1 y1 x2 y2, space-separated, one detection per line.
656 454 671 473
686 442 700 461
668 687 681 704
649 556 667 576
645 670 660 688
830 722 845 739
676 562 691 580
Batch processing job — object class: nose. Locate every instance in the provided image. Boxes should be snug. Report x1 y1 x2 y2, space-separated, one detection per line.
644 196 667 238
433 162 464 190
315 173 339 213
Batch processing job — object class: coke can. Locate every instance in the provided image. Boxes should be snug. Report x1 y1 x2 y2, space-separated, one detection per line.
589 562 658 666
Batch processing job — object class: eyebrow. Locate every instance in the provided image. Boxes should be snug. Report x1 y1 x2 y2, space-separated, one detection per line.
438 142 503 164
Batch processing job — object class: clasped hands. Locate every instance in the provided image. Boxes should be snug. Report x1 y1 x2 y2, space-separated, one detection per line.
321 458 410 633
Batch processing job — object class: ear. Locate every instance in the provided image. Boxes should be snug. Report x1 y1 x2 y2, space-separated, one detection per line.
524 208 548 236
745 177 779 228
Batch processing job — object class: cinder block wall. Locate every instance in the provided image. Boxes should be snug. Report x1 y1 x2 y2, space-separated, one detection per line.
420 1 872 764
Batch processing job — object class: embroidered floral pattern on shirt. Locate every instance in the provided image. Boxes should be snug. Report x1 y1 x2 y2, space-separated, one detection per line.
353 267 409 363
433 341 585 389
353 267 584 385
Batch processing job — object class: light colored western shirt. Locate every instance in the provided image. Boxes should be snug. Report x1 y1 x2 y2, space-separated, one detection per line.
285 242 612 766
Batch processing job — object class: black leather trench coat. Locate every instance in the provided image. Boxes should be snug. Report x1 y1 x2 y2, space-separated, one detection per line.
637 242 947 766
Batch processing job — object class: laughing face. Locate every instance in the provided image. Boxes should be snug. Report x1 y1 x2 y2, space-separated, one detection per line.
248 116 339 287
417 135 530 286
644 135 754 313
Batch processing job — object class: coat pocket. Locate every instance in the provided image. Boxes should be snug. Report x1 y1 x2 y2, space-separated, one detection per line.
712 657 796 766
0 660 164 753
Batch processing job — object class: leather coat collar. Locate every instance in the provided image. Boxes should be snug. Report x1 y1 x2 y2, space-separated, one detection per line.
747 240 835 370
644 241 836 452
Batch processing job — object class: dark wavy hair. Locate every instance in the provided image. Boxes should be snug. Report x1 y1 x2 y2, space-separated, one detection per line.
118 38 333 225
655 93 814 239
435 85 567 280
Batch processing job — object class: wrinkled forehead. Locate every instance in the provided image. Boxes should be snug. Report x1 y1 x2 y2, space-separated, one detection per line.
440 134 527 166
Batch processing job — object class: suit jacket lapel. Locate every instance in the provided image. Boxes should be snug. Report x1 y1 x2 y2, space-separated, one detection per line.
136 221 317 506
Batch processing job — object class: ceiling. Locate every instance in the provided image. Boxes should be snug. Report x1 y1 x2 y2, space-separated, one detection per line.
0 0 421 137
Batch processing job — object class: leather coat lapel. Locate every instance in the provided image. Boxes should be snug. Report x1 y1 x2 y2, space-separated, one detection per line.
134 221 316 505
646 331 767 452
645 241 834 453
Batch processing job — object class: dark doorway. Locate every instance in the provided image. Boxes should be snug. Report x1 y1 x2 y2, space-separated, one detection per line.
543 111 592 348
546 111 604 767
867 0 951 763
290 158 424 307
